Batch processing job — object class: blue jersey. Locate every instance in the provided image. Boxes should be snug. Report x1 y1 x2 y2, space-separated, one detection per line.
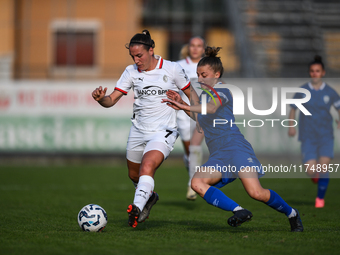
291 82 340 141
197 88 255 156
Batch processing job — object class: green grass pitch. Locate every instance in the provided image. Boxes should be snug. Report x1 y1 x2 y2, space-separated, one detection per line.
1 157 340 255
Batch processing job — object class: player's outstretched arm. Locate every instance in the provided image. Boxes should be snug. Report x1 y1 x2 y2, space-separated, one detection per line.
288 108 296 136
92 86 124 108
189 84 200 106
163 93 221 115
186 85 201 121
166 90 198 121
162 98 190 111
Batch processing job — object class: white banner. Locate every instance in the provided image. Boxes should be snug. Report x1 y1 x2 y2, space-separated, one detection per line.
1 79 340 155
0 80 134 117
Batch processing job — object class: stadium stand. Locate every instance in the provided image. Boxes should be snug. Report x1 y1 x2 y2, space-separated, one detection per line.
233 0 340 77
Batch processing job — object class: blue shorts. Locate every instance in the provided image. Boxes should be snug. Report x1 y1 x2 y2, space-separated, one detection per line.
301 138 334 163
201 149 264 188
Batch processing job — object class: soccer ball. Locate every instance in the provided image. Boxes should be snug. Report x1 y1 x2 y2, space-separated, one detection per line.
77 204 107 232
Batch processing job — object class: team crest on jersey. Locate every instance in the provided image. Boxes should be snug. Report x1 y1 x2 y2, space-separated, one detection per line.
323 95 330 104
163 75 168 83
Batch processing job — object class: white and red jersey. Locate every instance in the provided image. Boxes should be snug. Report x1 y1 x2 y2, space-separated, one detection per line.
115 55 190 131
177 57 198 80
177 57 199 105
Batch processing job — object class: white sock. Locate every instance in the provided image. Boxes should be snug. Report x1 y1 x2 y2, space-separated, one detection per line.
233 206 244 212
188 145 202 186
183 154 189 172
288 208 297 218
133 175 154 211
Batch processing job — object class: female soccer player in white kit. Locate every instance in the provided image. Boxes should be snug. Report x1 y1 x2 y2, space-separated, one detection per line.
92 30 192 228
177 37 205 200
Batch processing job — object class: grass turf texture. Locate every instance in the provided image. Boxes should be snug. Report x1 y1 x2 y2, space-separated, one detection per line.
1 157 340 255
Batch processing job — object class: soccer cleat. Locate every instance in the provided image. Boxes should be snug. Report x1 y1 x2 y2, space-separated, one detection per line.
289 208 304 232
137 192 159 223
315 197 325 208
186 186 197 201
227 209 253 227
127 204 140 228
311 172 319 184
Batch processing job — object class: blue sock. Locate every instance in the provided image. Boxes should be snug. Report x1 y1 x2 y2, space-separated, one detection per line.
203 186 239 211
317 172 330 199
265 189 292 217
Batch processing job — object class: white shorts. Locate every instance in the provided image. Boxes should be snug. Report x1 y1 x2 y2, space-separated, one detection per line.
177 110 196 141
176 90 195 141
177 110 191 141
126 125 179 164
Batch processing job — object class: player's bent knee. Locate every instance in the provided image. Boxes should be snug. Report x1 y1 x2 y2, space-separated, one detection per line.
191 178 202 193
191 178 209 198
247 189 266 202
139 161 157 176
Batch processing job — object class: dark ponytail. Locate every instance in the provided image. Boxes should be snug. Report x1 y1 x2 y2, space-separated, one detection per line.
197 46 224 77
309 55 325 70
125 29 155 50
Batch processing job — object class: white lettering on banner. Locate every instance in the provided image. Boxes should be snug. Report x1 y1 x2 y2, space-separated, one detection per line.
0 83 134 117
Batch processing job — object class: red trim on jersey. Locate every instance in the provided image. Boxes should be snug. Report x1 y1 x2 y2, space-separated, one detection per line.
181 82 191 91
137 67 142 73
185 57 190 64
159 58 163 69
115 87 128 95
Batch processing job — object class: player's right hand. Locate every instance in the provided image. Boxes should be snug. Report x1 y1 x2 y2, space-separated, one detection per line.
288 126 296 137
92 86 107 102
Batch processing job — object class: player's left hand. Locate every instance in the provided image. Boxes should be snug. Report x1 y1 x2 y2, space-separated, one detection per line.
162 98 182 110
166 90 183 103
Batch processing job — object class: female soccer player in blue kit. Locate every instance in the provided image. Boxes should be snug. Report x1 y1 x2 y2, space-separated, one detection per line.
288 55 340 208
163 46 303 231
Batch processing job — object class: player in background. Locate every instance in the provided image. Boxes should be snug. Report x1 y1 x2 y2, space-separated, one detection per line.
92 30 194 228
163 47 303 232
177 37 205 200
288 55 340 208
